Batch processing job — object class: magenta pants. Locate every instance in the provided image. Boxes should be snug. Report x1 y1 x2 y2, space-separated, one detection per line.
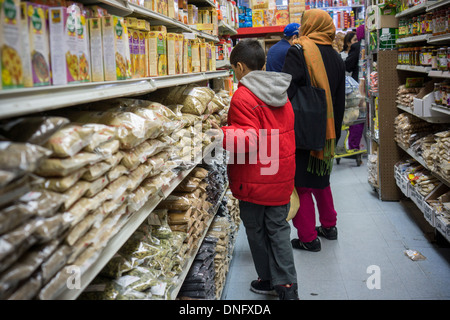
292 186 337 243
348 123 364 150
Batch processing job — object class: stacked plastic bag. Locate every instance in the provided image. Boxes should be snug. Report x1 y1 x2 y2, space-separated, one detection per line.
343 76 363 125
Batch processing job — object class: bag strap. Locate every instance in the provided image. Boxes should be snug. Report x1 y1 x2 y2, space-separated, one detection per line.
293 44 313 88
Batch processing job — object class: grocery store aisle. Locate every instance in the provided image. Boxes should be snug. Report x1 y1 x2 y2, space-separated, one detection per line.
221 158 450 300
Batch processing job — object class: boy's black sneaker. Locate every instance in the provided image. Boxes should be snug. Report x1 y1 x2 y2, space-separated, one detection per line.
274 283 299 300
316 226 338 240
291 238 321 252
250 279 278 296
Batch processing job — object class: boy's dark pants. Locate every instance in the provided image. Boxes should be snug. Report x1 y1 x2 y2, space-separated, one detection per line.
239 200 298 287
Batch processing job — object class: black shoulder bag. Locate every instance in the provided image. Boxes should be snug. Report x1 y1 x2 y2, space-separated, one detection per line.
290 44 328 151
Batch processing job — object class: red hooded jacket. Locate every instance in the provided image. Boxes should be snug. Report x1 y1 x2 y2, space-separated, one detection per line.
221 70 296 206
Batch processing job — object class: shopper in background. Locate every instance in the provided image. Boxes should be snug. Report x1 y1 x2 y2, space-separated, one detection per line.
219 39 299 299
282 9 345 252
266 23 301 72
340 31 357 63
345 24 365 151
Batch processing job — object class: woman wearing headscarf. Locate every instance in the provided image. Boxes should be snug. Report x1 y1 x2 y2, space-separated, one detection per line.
282 9 345 252
345 24 365 151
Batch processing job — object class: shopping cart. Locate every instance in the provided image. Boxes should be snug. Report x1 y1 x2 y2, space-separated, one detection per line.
334 76 367 167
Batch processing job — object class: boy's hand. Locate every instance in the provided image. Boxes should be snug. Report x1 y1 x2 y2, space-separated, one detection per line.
207 120 224 141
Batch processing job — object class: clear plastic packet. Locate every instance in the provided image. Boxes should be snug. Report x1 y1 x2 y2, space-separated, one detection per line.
0 240 59 299
0 218 41 261
175 176 201 193
66 197 98 228
82 123 117 153
43 124 95 158
146 151 170 177
82 161 113 182
168 207 194 225
36 152 103 177
127 164 152 192
0 170 17 189
128 185 153 212
115 266 159 292
41 168 87 192
0 116 70 146
103 151 124 167
94 139 120 157
33 214 71 244
404 249 426 261
107 164 129 182
106 176 130 202
66 212 98 246
7 271 42 300
100 252 134 279
0 142 52 177
61 180 90 211
121 140 166 170
85 175 109 198
40 244 73 284
125 107 166 140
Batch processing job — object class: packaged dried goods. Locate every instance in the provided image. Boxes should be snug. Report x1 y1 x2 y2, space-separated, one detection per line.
0 218 41 262
85 176 109 198
40 244 73 284
82 162 112 182
61 180 90 211
0 142 52 178
82 124 117 153
41 168 87 192
43 124 95 157
121 140 166 170
0 117 70 146
36 152 103 177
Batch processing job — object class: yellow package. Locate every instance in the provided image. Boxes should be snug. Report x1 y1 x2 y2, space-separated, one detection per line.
138 31 146 78
183 38 192 74
77 10 90 82
130 29 139 78
191 39 200 73
102 15 129 81
88 18 104 82
252 9 265 27
148 31 167 76
26 2 51 86
175 34 183 74
167 32 176 75
19 3 33 88
1 0 25 89
200 42 207 72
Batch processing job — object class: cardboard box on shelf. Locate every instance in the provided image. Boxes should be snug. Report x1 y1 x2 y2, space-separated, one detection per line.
19 2 33 88
264 9 276 26
252 9 264 27
192 39 200 73
289 12 302 24
200 41 207 72
183 37 192 73
168 0 178 19
188 4 198 25
175 33 183 74
251 0 269 9
102 15 129 81
27 2 51 86
275 5 289 26
148 30 167 76
77 9 91 82
88 18 104 82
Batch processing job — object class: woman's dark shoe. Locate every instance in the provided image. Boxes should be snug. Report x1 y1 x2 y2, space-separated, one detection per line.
316 226 338 240
274 283 299 300
250 279 278 296
291 238 321 252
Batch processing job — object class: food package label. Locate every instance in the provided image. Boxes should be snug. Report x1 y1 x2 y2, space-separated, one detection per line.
148 31 166 76
275 7 289 25
77 11 90 82
139 31 148 78
19 3 32 88
88 18 104 82
0 0 24 89
200 42 207 72
131 29 139 78
191 39 200 73
264 9 276 26
252 9 264 27
183 38 191 74
167 32 176 75
175 34 183 74
102 15 128 81
26 2 51 86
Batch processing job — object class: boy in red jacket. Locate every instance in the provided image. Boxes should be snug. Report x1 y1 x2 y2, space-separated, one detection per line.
220 39 298 300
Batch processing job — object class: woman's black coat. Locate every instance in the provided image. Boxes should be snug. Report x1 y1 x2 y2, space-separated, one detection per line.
282 44 346 189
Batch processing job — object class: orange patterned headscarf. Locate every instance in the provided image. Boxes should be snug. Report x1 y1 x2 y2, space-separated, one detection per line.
293 9 336 176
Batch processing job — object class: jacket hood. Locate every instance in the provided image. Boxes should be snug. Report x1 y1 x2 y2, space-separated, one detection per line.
239 71 292 107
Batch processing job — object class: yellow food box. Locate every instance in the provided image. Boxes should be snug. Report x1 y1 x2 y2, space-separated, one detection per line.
275 8 289 26
183 37 192 74
26 2 51 86
1 0 24 89
167 32 176 75
252 9 265 27
138 31 146 77
175 33 183 74
168 0 178 19
188 4 198 25
88 18 104 82
191 39 200 73
130 29 140 78
19 2 33 88
77 10 90 82
264 9 276 26
48 6 78 85
147 31 167 76
102 15 129 81
200 42 207 72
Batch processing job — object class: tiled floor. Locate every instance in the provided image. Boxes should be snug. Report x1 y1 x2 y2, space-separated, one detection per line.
221 157 450 300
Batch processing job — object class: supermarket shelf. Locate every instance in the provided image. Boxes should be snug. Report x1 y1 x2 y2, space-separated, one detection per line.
171 181 229 300
397 142 450 188
397 104 450 123
426 0 450 11
0 71 229 120
428 70 450 78
84 0 133 16
396 34 431 44
396 64 432 73
56 140 222 300
395 1 436 17
234 25 285 38
431 103 450 116
187 0 217 8
218 21 238 36
216 59 231 69
428 33 450 44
